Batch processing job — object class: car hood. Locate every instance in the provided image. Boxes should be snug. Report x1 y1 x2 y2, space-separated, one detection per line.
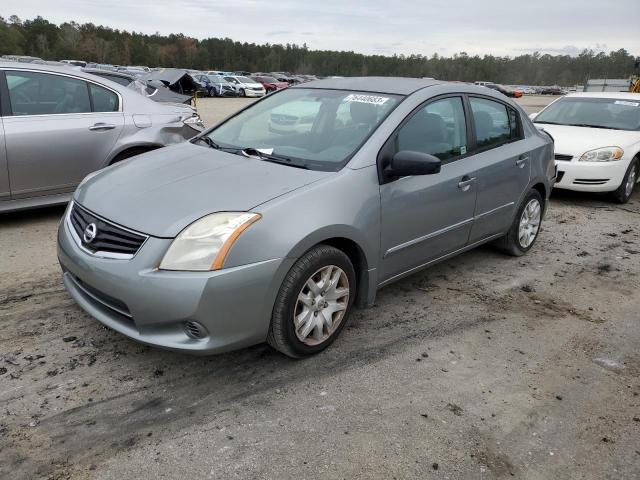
75 143 330 238
537 124 640 157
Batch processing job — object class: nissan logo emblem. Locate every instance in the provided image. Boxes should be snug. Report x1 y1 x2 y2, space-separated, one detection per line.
83 223 98 243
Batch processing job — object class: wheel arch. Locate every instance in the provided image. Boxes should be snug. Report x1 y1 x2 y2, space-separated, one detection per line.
106 143 163 165
285 228 376 309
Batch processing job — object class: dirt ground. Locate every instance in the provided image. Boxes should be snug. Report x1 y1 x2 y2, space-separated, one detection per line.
1 96 639 480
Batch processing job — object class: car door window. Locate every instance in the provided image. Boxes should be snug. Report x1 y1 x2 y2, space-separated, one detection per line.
6 71 91 116
469 97 521 149
396 97 467 161
89 83 119 112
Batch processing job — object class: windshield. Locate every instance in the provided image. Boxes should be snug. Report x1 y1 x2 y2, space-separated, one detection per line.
234 76 254 84
256 76 278 83
207 75 224 83
535 97 640 131
204 88 402 171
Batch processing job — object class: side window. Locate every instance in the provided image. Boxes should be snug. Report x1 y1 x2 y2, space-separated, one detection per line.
469 97 520 149
508 108 522 139
396 97 467 161
89 84 119 112
6 71 91 116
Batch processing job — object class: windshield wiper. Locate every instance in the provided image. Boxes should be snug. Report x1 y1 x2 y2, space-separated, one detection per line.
192 136 241 152
566 123 619 130
241 147 309 169
533 121 562 125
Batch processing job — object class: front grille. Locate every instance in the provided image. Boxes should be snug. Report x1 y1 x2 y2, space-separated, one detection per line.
70 203 147 257
555 154 573 161
72 274 132 318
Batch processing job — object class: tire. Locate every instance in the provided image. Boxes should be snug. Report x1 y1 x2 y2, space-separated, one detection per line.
240 88 246 97
267 245 356 358
495 189 544 257
612 158 638 204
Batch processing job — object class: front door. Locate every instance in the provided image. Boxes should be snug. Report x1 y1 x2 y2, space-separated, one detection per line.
2 70 124 199
379 96 477 282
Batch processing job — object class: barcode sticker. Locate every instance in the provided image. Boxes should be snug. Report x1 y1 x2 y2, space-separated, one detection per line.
344 94 389 105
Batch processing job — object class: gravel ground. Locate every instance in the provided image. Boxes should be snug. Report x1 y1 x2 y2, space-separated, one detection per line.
1 95 639 480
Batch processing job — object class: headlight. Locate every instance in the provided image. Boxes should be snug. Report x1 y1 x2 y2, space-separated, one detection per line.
183 114 205 132
579 146 624 162
159 212 261 271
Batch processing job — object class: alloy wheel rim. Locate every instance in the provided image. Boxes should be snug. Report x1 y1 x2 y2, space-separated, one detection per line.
625 164 637 198
294 265 350 346
518 199 541 248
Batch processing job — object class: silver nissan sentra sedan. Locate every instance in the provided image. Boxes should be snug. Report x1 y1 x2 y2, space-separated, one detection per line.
57 77 555 358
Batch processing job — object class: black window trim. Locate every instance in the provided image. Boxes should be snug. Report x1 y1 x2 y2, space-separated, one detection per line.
377 93 473 185
465 94 525 155
0 68 122 117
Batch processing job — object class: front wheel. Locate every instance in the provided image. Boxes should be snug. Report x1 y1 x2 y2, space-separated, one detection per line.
267 245 356 358
613 158 637 204
239 88 246 97
495 189 543 256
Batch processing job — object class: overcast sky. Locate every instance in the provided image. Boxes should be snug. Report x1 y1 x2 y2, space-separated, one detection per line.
5 0 640 57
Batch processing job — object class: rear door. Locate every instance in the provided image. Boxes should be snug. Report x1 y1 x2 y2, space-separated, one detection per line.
466 96 531 242
2 70 124 199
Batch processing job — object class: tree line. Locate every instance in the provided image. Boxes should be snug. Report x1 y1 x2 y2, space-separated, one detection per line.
1 15 638 86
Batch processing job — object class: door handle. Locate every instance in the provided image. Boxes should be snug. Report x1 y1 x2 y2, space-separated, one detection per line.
458 176 476 191
516 154 530 168
89 123 116 131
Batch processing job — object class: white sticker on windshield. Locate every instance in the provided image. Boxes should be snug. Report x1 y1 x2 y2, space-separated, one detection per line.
614 100 639 107
344 94 389 106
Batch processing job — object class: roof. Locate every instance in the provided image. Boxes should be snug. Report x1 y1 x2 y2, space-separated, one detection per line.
294 76 444 95
565 92 640 100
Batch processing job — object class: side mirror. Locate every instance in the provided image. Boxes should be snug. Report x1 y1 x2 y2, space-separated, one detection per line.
529 112 539 120
386 151 442 178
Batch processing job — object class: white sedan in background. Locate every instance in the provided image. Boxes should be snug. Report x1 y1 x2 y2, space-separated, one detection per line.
223 75 266 97
531 92 640 203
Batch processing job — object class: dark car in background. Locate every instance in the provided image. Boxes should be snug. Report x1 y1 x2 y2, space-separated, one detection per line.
190 74 216 97
199 74 238 97
251 75 289 93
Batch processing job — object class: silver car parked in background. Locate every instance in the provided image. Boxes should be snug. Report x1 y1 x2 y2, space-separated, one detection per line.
58 77 554 358
0 62 204 213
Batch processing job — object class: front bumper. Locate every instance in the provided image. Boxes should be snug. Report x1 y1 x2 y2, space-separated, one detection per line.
244 89 265 97
57 208 291 354
554 158 630 192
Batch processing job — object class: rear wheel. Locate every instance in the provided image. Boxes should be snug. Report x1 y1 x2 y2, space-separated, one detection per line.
495 189 543 256
613 158 638 204
267 245 356 358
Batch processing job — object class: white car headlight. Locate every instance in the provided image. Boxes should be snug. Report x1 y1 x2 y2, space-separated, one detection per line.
159 212 261 271
579 146 624 162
